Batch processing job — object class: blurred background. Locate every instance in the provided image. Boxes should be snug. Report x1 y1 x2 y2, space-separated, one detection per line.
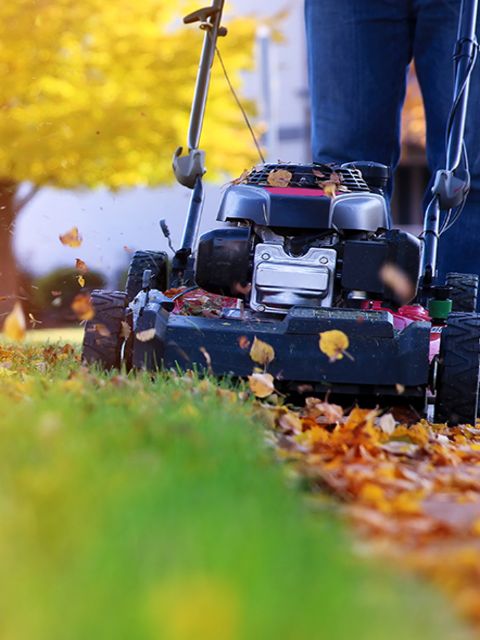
5 0 428 324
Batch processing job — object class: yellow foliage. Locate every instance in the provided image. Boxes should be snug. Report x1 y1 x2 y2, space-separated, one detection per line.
0 0 259 188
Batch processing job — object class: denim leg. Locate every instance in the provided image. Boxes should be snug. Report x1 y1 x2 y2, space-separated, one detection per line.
414 0 480 280
305 0 414 178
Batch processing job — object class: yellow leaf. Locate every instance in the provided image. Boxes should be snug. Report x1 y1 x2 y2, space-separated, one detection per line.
267 169 292 188
248 372 275 398
77 275 86 287
59 227 83 248
3 302 26 341
319 330 350 361
249 337 275 366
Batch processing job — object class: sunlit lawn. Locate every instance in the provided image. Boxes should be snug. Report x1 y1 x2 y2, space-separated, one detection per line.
0 341 469 640
25 326 84 344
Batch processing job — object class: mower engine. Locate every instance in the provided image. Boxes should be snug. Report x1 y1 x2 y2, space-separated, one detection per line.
195 162 422 313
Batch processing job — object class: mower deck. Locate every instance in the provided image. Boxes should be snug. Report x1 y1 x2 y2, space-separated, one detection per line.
133 305 431 398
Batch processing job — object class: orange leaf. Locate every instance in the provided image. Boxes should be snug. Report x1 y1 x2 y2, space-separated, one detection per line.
71 293 95 321
3 302 26 341
59 227 83 248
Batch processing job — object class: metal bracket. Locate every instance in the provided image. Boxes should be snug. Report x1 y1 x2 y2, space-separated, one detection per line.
172 146 206 189
431 168 470 210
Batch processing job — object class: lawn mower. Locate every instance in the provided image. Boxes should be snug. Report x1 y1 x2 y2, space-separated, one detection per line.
83 0 480 425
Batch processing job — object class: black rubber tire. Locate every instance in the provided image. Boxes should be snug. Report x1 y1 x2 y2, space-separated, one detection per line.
126 250 168 302
446 272 479 313
82 290 127 370
434 312 480 425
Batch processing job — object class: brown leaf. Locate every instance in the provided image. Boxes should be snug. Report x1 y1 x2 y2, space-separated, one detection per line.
267 169 292 188
238 335 251 350
250 337 275 366
75 258 88 274
248 372 275 398
136 328 156 342
59 226 83 248
230 168 251 185
71 293 95 321
3 302 26 341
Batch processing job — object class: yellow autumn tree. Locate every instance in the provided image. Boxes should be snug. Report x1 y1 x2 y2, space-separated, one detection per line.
0 0 258 301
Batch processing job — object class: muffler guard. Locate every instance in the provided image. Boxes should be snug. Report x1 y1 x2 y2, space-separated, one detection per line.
133 305 431 397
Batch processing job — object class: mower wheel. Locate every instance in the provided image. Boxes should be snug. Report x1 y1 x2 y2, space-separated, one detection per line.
434 312 480 425
126 250 169 302
82 290 127 370
446 272 479 312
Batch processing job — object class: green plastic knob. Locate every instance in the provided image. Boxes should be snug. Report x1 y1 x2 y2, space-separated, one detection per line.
428 298 452 320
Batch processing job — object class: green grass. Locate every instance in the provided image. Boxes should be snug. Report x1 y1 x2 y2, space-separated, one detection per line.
0 343 469 640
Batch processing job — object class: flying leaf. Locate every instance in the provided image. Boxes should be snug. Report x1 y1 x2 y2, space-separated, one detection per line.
3 302 26 341
136 328 156 342
267 169 292 188
319 330 350 362
250 337 275 366
75 258 88 273
59 227 83 247
120 321 132 340
238 335 251 350
248 372 275 398
379 263 415 304
71 293 95 321
28 312 42 328
95 323 111 337
77 275 86 287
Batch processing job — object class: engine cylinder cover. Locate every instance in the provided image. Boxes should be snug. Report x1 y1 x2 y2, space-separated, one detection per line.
250 243 336 314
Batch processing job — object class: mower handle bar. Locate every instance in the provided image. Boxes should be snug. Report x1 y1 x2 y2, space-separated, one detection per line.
186 0 226 152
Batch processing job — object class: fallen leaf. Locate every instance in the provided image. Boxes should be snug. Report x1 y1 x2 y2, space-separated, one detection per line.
230 168 251 185
77 275 86 287
250 337 275 367
71 293 95 321
75 258 88 274
267 169 292 188
378 413 397 435
248 372 275 398
51 296 62 307
3 302 26 341
59 226 83 248
319 330 350 362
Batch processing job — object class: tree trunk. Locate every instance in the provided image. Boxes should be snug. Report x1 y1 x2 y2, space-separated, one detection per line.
0 181 19 322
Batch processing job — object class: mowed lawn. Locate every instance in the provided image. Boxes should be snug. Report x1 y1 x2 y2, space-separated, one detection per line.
0 339 469 640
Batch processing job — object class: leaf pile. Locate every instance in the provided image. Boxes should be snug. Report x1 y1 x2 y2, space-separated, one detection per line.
264 399 480 629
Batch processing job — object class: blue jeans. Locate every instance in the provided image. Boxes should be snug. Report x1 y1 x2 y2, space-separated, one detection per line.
305 0 480 281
